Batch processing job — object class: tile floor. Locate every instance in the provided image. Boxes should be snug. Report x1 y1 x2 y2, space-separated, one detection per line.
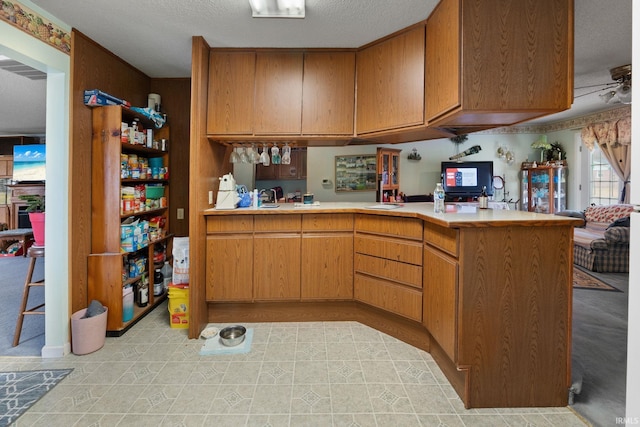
1 301 589 426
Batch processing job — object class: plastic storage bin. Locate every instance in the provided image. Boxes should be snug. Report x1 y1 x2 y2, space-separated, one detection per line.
148 157 164 168
71 307 108 355
123 286 134 322
145 184 165 199
168 284 189 329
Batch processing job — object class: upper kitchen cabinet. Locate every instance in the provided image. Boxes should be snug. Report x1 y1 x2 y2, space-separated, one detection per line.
356 26 425 135
254 52 304 135
207 51 255 135
302 51 355 136
426 0 574 130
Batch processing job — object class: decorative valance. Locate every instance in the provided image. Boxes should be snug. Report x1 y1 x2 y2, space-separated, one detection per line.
580 115 632 204
580 116 631 151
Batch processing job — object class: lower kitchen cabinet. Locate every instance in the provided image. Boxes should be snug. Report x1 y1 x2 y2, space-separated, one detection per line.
354 214 424 321
206 234 253 301
254 234 301 300
354 274 423 321
253 215 301 300
423 245 458 361
301 213 354 300
301 234 353 300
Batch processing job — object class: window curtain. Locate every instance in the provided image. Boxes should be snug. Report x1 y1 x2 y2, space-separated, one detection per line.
580 116 631 203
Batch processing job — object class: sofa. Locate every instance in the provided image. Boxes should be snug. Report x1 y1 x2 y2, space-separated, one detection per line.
561 204 634 273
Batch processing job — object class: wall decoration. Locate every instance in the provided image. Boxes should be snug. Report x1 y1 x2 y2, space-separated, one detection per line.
335 155 377 192
0 1 71 54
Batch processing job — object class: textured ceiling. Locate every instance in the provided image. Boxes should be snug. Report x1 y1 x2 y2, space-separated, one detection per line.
0 0 633 135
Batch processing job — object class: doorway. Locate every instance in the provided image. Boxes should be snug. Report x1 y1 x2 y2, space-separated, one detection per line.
1 17 71 357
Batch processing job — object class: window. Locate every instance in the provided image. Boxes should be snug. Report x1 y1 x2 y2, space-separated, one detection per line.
589 144 623 206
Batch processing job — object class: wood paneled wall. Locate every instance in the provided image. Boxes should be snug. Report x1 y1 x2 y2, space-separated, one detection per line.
189 36 232 338
150 78 191 238
70 30 190 312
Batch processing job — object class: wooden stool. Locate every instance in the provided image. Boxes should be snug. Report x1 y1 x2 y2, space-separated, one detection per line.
13 246 45 347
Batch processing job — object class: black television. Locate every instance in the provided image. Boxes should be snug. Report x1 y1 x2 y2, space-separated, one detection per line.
441 161 494 200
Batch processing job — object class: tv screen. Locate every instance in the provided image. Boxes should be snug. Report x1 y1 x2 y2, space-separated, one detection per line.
441 161 493 199
13 144 46 182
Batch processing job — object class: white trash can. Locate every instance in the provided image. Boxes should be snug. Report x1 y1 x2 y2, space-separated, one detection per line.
71 307 108 355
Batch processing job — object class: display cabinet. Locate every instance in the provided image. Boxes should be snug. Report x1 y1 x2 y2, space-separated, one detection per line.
88 105 173 335
520 161 567 214
376 148 401 201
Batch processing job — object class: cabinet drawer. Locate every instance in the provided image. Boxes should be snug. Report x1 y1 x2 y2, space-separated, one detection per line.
424 221 458 257
302 213 354 232
255 214 301 232
354 274 422 321
355 235 423 266
355 214 422 240
355 253 422 289
207 216 253 233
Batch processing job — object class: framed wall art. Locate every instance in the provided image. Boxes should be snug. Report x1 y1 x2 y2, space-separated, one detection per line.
335 155 377 192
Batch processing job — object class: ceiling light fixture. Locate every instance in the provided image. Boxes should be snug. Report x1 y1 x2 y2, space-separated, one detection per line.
249 0 305 18
599 64 632 105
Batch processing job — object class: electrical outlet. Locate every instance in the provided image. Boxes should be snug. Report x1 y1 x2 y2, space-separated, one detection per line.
176 208 184 220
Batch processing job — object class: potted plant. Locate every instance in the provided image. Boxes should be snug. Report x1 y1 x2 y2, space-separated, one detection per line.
19 194 45 246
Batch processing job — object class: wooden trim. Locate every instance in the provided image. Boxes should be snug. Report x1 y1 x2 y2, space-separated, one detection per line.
189 36 217 340
207 300 431 352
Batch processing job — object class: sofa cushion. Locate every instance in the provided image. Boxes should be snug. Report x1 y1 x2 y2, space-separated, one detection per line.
607 217 631 229
574 223 607 249
604 226 631 244
584 204 634 223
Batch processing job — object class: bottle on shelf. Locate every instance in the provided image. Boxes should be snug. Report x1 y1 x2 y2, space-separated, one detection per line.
160 260 173 290
478 186 489 209
137 276 149 307
153 268 164 296
434 183 445 213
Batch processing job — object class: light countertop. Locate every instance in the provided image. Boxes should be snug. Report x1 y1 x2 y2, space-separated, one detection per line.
203 202 582 229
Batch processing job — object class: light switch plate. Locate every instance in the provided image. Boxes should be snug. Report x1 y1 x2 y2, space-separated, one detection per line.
177 208 184 219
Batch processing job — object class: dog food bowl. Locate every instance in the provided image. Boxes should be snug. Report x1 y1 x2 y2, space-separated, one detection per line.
219 325 246 346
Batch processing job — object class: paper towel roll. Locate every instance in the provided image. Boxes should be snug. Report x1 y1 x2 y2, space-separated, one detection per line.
148 93 161 111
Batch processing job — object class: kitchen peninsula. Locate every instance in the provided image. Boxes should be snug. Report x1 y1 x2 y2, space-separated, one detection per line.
200 202 581 408
188 0 575 410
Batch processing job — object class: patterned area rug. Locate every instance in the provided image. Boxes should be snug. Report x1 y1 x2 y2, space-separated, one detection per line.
573 265 621 292
0 369 72 426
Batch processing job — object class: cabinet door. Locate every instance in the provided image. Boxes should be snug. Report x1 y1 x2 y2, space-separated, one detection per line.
0 205 8 226
423 245 458 361
427 0 572 127
254 52 303 135
0 158 12 177
425 0 460 122
206 235 253 301
377 148 401 199
554 168 567 213
302 52 355 136
276 148 306 180
530 168 551 213
254 234 301 300
301 234 353 300
255 163 277 181
460 0 572 112
520 169 530 211
356 26 426 134
207 51 255 135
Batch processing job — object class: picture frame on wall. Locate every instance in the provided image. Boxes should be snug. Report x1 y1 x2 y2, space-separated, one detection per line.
335 155 377 192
